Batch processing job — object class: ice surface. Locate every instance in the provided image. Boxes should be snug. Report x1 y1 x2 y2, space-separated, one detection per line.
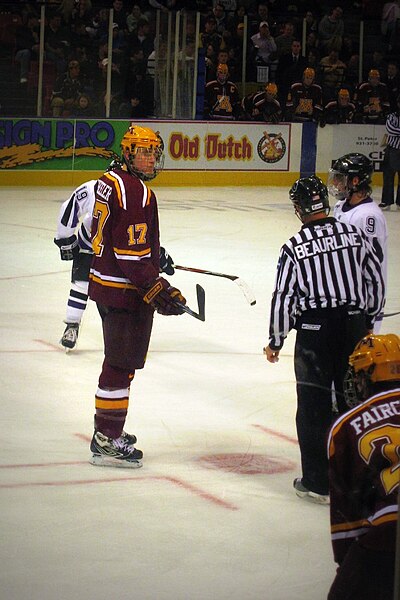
0 185 399 600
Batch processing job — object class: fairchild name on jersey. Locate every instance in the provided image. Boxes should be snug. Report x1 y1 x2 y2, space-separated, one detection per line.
350 400 400 435
294 232 362 260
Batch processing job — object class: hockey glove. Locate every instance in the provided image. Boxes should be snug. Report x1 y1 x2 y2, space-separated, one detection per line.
54 235 79 261
159 246 175 275
142 277 186 316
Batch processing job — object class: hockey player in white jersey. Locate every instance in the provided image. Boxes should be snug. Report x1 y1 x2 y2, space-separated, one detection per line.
54 178 98 350
328 153 387 331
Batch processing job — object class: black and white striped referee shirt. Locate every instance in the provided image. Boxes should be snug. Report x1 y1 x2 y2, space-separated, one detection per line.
386 111 400 150
268 217 385 350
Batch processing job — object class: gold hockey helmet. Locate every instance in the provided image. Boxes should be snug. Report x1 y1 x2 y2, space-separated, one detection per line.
368 69 380 81
338 88 350 100
303 67 315 82
216 63 229 82
120 124 164 181
265 82 278 97
344 334 400 407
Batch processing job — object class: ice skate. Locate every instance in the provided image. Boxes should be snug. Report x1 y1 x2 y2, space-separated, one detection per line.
293 478 329 505
89 430 143 468
60 322 79 351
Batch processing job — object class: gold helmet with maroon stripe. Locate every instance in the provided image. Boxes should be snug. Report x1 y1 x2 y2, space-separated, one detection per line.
303 67 315 85
216 63 229 83
120 124 164 181
344 334 400 407
265 82 278 97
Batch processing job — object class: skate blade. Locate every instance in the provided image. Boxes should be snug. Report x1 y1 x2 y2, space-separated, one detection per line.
295 490 330 505
89 454 143 468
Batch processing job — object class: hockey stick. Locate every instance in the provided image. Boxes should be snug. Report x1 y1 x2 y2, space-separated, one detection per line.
175 284 205 321
174 265 256 306
383 311 400 318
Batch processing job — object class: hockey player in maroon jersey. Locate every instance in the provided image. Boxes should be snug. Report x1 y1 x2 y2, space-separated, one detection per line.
241 82 282 123
88 124 187 467
327 333 400 600
353 69 391 124
321 88 355 125
204 63 241 120
285 67 323 123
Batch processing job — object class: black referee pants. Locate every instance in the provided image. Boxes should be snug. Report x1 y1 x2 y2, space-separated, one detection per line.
294 308 368 495
381 145 400 206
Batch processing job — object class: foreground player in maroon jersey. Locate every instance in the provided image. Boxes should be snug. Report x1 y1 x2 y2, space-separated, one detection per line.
88 124 187 467
327 333 400 599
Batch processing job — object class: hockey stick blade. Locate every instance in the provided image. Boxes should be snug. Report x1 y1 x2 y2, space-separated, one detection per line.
174 265 256 306
233 277 256 306
175 284 205 321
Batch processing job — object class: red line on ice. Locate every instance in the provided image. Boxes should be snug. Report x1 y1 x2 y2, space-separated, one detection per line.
0 472 238 510
252 424 298 445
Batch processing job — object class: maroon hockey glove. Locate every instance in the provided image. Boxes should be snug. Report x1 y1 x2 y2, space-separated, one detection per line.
142 277 186 316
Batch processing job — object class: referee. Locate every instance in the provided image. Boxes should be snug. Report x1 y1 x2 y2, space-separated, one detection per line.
380 93 400 209
263 175 385 504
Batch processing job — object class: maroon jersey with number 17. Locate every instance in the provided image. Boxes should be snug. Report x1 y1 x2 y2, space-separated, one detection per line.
328 388 400 565
89 167 160 309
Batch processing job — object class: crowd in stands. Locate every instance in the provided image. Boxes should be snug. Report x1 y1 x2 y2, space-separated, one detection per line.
2 0 400 122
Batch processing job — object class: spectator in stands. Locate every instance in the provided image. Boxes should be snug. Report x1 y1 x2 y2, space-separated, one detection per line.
320 88 355 125
285 67 323 123
214 0 238 16
201 15 223 54
50 59 87 117
206 47 229 82
120 65 154 118
71 0 94 29
241 81 282 122
227 4 246 33
88 6 109 41
14 12 40 84
126 4 147 34
354 69 391 124
73 92 94 117
306 47 319 71
148 0 178 12
111 0 128 31
382 61 400 111
213 4 228 34
249 3 275 35
45 12 71 75
381 0 400 51
343 53 360 95
274 21 295 59
204 63 241 120
127 18 154 61
364 50 387 80
305 31 320 62
250 21 277 69
318 6 344 54
92 52 125 113
318 49 347 102
339 34 355 64
304 10 318 37
276 38 307 105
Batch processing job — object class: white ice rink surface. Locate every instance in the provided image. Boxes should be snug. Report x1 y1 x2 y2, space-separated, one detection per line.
1 184 399 600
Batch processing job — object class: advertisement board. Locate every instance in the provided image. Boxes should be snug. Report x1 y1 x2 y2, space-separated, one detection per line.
0 119 293 177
